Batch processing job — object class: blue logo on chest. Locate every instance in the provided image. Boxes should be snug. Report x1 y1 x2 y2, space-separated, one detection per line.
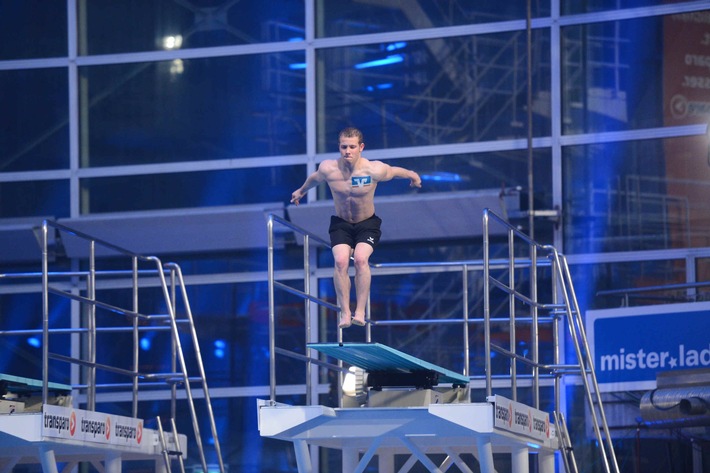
351 176 372 187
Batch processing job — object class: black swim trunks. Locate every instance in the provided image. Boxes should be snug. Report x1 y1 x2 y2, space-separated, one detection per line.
329 214 382 249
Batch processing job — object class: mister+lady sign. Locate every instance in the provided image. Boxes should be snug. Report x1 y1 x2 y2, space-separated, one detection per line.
586 301 710 392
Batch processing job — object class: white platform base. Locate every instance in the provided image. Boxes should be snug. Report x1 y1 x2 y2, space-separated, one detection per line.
258 401 558 473
0 412 186 473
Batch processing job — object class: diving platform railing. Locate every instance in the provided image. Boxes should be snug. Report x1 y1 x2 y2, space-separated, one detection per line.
265 209 620 472
0 220 224 473
483 208 620 473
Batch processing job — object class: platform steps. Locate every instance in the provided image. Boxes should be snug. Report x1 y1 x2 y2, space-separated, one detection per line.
34 220 225 472
157 416 186 473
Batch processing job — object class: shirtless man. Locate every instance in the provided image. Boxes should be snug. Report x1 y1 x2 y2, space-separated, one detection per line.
290 127 422 328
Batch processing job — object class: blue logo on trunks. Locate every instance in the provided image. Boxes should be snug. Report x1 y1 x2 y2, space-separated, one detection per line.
352 176 372 187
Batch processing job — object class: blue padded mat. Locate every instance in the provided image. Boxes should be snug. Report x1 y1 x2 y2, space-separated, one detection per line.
307 342 469 385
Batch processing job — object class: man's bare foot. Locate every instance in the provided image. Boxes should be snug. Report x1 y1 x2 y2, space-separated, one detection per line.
352 313 366 326
338 312 352 329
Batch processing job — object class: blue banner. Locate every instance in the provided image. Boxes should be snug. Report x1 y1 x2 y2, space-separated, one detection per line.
587 302 710 392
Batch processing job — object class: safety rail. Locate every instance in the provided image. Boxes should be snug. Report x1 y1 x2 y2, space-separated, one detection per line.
483 208 620 473
0 220 224 473
267 213 551 403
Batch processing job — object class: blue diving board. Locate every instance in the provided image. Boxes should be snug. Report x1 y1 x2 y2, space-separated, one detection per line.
0 373 72 396
307 342 469 386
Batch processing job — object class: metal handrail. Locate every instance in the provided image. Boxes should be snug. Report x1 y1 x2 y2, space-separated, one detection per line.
29 219 222 473
483 208 620 473
266 212 560 404
267 214 335 404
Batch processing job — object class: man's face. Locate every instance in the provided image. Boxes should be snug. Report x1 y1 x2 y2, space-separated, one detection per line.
339 136 364 163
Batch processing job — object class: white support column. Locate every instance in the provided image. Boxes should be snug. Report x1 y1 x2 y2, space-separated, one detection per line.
38 447 59 473
538 450 556 473
378 448 395 473
475 436 495 473
154 458 168 473
511 445 529 473
293 440 313 473
104 452 121 473
342 447 359 472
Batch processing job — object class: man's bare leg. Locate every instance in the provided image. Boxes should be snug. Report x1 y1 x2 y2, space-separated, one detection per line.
332 244 354 328
351 243 374 326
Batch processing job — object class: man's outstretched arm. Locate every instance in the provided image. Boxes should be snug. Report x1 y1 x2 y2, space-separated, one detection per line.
384 165 422 188
291 169 325 205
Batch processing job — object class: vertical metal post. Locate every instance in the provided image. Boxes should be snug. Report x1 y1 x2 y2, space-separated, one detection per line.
304 234 312 406
551 253 563 423
462 264 470 378
41 221 50 405
508 228 517 401
132 256 139 418
482 210 492 398
267 215 277 404
87 239 96 411
170 269 177 421
526 0 535 241
530 243 539 408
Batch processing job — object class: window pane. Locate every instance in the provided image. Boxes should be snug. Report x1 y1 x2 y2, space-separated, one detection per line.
563 0 670 15
563 136 710 254
81 0 305 55
562 15 669 134
317 0 548 38
0 69 69 172
0 0 67 60
80 53 305 167
81 166 304 213
318 31 551 151
0 180 69 218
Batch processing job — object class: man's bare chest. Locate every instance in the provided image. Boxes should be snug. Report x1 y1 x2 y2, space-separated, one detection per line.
329 174 376 197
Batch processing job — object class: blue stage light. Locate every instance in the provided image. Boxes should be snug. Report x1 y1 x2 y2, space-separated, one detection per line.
27 337 40 348
355 54 404 70
421 172 463 182
386 41 407 51
140 337 151 351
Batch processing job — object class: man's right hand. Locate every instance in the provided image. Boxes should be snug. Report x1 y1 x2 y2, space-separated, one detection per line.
290 190 303 205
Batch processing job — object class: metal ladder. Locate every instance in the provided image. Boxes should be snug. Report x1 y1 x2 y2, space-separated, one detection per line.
35 220 225 473
482 208 620 473
157 416 186 473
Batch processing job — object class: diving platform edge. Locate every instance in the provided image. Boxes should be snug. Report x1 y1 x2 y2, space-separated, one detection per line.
258 400 558 473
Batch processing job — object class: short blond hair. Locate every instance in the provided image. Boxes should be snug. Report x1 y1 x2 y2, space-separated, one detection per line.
339 127 363 144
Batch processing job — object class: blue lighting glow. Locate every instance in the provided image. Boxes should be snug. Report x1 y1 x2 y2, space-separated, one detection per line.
421 172 463 182
289 62 306 70
355 54 404 70
140 337 151 351
365 83 394 92
214 339 226 359
27 337 40 348
386 41 407 51
526 442 541 449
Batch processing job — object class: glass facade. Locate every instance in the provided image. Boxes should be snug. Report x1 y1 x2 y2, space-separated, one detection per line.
1 1 710 472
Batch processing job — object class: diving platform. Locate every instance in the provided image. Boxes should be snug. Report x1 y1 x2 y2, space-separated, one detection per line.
258 395 557 472
0 404 186 473
259 342 558 472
